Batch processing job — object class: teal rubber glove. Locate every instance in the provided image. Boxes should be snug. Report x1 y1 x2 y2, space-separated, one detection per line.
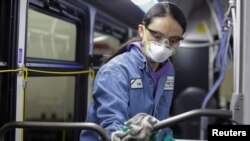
163 135 175 141
150 132 156 141
150 134 175 141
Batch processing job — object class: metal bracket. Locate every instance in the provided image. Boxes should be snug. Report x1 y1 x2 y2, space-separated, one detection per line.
230 93 244 124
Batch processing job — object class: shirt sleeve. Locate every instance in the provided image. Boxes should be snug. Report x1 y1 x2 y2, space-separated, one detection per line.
92 66 129 138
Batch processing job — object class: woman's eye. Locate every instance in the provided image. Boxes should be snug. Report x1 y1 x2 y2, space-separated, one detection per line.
170 38 179 44
170 39 177 44
153 34 162 39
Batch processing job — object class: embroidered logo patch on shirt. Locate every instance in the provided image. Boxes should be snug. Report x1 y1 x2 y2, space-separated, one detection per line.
164 76 174 90
130 78 143 89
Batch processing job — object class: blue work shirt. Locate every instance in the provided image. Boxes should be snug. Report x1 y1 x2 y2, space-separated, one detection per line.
80 42 175 141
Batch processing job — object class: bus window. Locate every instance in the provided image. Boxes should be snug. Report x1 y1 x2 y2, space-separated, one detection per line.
27 9 76 61
25 76 75 122
93 32 121 56
23 5 88 141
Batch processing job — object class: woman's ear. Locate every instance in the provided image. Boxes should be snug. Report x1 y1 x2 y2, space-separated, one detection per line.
138 24 145 39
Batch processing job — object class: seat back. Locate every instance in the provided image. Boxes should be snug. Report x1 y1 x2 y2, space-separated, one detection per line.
173 87 217 139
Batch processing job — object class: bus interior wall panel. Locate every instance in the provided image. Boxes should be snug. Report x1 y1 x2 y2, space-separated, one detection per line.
83 0 144 29
0 0 19 141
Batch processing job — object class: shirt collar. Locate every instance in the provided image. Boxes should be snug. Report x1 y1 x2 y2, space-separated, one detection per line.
127 41 147 70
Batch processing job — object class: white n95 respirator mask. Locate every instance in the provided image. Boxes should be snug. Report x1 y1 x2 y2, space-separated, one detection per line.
145 41 175 63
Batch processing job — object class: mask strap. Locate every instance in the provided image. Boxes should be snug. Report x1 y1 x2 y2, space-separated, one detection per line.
172 49 176 55
143 26 150 52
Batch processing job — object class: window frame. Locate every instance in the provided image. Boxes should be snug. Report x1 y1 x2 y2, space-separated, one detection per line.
23 2 90 140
